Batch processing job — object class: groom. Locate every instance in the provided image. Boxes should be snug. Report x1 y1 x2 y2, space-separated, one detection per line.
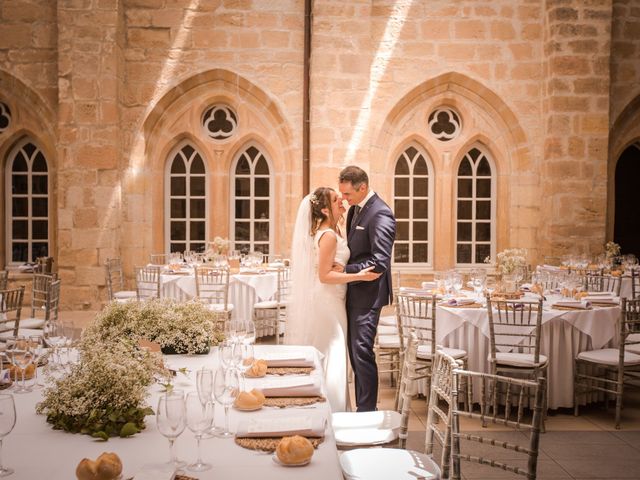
339 165 396 412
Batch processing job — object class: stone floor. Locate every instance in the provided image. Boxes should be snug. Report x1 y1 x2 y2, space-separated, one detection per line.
66 310 640 480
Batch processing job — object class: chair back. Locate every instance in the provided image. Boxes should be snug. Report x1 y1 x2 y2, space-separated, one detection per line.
0 286 25 337
396 291 437 357
149 253 170 265
486 297 543 363
134 266 161 301
105 257 125 300
0 270 7 290
583 273 621 295
423 350 458 478
275 266 292 305
631 268 640 299
450 369 545 480
194 266 230 308
622 297 640 354
29 274 60 325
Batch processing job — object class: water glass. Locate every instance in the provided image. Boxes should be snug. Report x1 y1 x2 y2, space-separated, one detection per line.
0 395 15 477
28 336 45 388
185 392 213 472
196 368 223 436
156 391 186 468
213 367 240 438
220 341 241 370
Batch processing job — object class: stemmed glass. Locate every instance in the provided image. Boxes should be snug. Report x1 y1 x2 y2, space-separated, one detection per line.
185 392 213 472
196 368 222 437
213 366 240 438
237 343 255 387
470 269 486 301
7 338 33 394
451 271 463 295
0 394 15 477
28 336 45 388
485 277 497 299
444 271 454 296
220 341 241 370
156 391 186 468
44 321 64 368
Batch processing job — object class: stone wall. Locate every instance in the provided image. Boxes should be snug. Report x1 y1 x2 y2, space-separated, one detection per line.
0 0 635 309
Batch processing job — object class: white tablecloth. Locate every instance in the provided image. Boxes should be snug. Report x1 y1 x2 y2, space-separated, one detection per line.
160 271 278 323
435 298 620 409
7 345 342 480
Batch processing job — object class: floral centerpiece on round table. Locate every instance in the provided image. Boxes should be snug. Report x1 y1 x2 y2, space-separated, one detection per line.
37 300 225 440
210 236 230 255
485 248 528 293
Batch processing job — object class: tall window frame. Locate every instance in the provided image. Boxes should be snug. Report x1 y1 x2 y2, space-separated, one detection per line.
4 138 50 265
392 144 434 268
455 146 496 266
164 142 209 254
230 144 273 255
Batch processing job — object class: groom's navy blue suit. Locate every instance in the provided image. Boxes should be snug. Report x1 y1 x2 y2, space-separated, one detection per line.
345 193 396 411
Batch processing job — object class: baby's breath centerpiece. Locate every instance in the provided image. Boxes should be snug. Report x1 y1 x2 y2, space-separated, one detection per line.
36 341 159 440
210 236 230 255
485 248 527 275
37 300 225 440
604 241 621 259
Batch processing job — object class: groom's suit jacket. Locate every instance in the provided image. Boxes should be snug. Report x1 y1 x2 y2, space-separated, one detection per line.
345 193 396 309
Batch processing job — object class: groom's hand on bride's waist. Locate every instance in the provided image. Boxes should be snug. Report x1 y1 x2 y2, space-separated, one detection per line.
332 263 345 273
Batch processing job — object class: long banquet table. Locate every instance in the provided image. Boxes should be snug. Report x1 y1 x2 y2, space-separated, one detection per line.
8 345 342 480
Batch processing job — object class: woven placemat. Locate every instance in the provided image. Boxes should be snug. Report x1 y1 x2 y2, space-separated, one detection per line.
235 436 325 452
267 366 314 375
264 396 326 408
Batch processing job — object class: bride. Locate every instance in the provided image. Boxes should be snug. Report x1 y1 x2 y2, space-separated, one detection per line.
286 186 380 411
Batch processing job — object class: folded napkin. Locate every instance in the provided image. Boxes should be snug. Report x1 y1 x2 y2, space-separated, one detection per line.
133 464 175 480
520 283 533 292
421 281 436 290
552 300 592 310
398 286 433 296
236 412 326 438
584 292 616 297
261 351 315 368
252 376 322 397
444 297 476 307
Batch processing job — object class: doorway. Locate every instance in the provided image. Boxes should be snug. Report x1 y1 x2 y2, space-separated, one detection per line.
614 142 640 257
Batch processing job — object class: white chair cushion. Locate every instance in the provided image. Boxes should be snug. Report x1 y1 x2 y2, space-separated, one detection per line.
417 345 467 360
377 325 398 335
577 348 640 366
205 303 234 312
340 448 441 480
332 411 401 447
19 317 45 329
114 290 137 299
379 315 397 327
626 333 640 354
253 300 278 309
377 335 400 349
491 352 548 368
0 328 44 339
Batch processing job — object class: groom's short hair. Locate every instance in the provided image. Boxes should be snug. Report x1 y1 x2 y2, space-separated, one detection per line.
339 165 369 188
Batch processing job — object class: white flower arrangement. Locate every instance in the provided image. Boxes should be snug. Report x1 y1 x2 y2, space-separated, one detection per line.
211 236 230 255
37 300 225 440
36 341 159 440
485 248 527 275
604 241 621 259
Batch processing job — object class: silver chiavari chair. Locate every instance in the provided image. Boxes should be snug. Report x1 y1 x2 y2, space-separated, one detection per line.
105 258 137 302
134 265 162 301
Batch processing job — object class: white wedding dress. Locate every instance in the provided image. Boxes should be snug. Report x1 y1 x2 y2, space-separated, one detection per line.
308 228 350 412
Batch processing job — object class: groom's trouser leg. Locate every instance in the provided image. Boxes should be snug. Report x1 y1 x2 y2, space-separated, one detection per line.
347 306 381 412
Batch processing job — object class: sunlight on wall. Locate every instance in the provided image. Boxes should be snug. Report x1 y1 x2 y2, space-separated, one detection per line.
344 0 412 165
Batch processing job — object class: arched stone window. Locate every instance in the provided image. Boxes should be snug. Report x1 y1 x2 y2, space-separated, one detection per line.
393 145 433 265
5 139 49 264
165 143 208 253
456 147 494 265
231 145 272 254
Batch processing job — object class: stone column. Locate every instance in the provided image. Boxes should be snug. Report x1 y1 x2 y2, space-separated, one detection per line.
540 0 612 258
57 0 123 309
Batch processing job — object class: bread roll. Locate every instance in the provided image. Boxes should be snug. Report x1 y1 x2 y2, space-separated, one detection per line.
76 452 122 480
246 359 268 377
276 435 314 465
234 389 265 409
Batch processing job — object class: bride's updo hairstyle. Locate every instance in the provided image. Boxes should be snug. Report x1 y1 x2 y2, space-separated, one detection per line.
309 186 336 235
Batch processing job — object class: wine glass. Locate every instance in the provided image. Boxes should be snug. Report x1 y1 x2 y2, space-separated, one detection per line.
213 366 240 438
185 392 214 472
452 271 463 295
470 269 486 300
220 341 241 370
12 342 34 393
156 390 186 468
196 368 223 437
0 394 16 477
485 277 497 298
44 321 64 368
243 320 256 345
28 336 45 388
237 343 255 384
444 271 454 296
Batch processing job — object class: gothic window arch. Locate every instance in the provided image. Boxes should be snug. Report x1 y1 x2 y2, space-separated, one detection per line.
231 144 273 254
165 143 208 253
393 145 434 265
455 146 495 265
5 138 49 264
